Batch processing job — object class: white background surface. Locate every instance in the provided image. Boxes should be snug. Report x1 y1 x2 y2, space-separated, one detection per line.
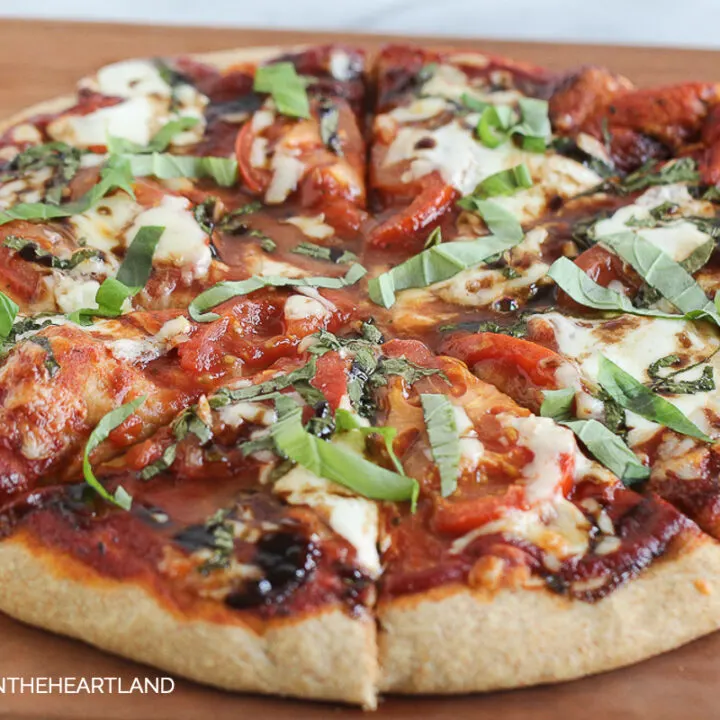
0 0 719 49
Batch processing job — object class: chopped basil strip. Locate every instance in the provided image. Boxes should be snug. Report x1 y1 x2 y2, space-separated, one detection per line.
0 155 135 225
116 226 164 288
372 357 448 387
172 406 213 445
68 277 137 324
601 232 720 324
198 509 236 574
271 395 418 504
597 355 710 441
547 257 691 320
209 359 317 407
140 444 178 481
83 396 146 509
291 241 357 264
253 62 310 119
107 117 199 154
475 98 550 153
455 197 524 241
420 394 460 497
334 409 404 475
647 353 717 394
368 233 522 309
564 419 650 485
540 389 649 485
472 164 533 198
127 153 238 187
188 263 366 322
618 157 699 194
477 105 516 148
0 291 19 340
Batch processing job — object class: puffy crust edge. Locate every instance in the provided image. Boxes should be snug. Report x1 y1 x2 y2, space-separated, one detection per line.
378 532 720 694
0 535 378 708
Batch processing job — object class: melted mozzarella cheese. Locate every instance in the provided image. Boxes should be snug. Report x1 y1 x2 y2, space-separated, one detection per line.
500 414 578 503
265 151 305 204
48 96 163 148
273 466 380 575
389 97 449 123
284 294 330 321
329 49 359 81
70 191 142 253
53 278 101 313
106 316 192 364
450 497 592 565
218 401 276 428
94 59 171 98
283 213 335 239
0 167 53 209
450 405 485 468
125 196 211 278
420 63 524 106
535 312 720 443
594 184 714 263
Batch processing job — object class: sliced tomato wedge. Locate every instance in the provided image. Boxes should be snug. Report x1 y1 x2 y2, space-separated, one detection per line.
432 453 575 536
440 332 567 412
368 172 458 250
310 351 350 412
235 120 273 195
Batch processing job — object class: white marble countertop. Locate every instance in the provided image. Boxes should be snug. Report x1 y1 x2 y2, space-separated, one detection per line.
0 0 717 50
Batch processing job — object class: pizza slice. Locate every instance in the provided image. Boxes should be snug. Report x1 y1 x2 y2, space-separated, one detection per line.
0 287 359 505
367 44 610 252
370 335 720 695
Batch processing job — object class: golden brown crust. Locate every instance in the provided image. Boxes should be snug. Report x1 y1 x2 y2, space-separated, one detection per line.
0 535 378 708
378 532 720 695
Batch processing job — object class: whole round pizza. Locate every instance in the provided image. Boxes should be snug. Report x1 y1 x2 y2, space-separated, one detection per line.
1 42 720 709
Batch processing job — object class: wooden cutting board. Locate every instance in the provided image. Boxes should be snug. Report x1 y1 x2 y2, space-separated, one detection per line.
1 19 720 720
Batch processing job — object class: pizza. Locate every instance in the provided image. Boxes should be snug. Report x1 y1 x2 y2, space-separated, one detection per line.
1 42 720 710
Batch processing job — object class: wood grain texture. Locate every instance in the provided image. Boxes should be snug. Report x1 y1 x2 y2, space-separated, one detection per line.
1 19 720 119
2 18 720 720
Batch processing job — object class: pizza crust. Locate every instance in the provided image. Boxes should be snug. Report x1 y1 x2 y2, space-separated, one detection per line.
378 531 720 694
0 534 378 708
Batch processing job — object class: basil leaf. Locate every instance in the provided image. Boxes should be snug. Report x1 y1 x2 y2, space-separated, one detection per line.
539 387 575 420
140 443 177 480
28 335 60 377
271 396 418 504
172 406 213 445
108 117 199 154
563 419 650 485
473 164 533 198
209 359 317 407
254 62 310 119
421 394 460 497
334 408 404 475
4 236 102 270
291 241 357 264
371 357 448 387
188 263 366 322
477 105 515 148
0 291 19 340
540 389 650 485
548 257 686 319
597 355 710 441
116 225 164 288
513 98 551 152
127 153 238 187
68 277 137 324
83 396 146 509
601 232 720 323
368 233 522 309
455 197 524 241
460 93 488 113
